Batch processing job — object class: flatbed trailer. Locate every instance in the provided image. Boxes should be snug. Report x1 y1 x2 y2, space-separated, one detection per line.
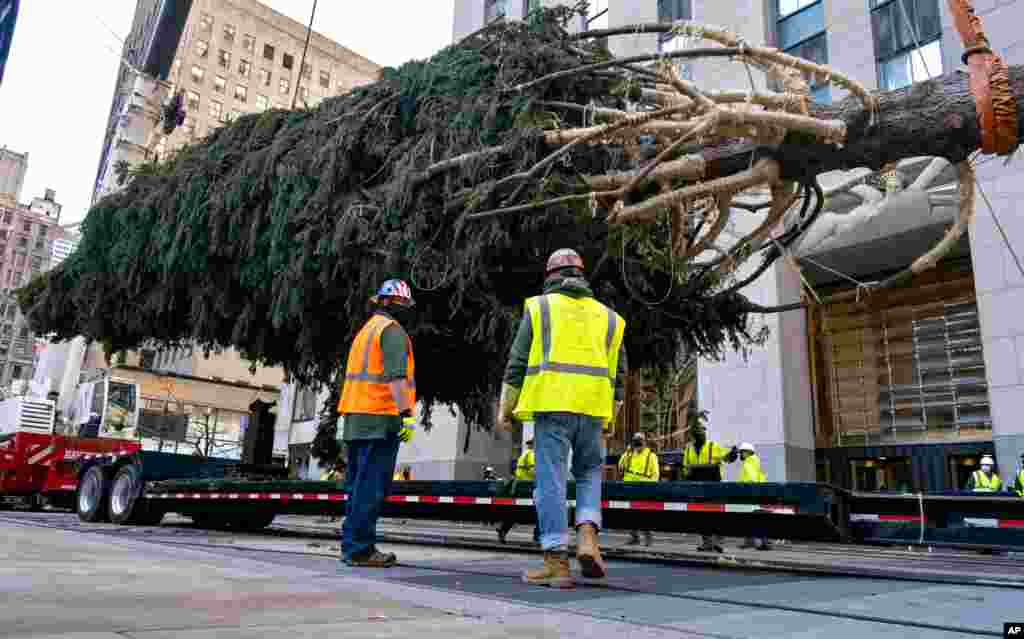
74 450 1024 550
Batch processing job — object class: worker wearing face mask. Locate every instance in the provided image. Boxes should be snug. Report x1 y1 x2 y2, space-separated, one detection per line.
618 432 659 546
966 455 1002 492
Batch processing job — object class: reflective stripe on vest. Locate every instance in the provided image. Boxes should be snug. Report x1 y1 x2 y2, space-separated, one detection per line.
622 449 657 482
972 469 1001 491
513 293 625 421
337 314 415 415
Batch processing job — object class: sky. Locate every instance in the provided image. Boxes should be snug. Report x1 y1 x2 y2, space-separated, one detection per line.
0 0 455 225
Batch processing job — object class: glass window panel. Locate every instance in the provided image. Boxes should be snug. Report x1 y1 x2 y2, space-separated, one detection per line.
779 0 818 18
778 1 824 49
880 52 912 90
658 0 691 22
810 84 832 104
910 39 942 82
785 33 828 87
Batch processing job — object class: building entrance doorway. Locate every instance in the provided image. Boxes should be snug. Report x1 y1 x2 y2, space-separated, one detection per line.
850 457 912 492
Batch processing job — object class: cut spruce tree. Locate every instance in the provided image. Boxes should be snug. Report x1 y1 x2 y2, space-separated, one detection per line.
18 4 1020 461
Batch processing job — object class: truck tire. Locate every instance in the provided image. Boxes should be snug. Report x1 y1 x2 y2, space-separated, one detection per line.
109 464 156 525
191 512 232 530
234 512 276 532
77 466 111 522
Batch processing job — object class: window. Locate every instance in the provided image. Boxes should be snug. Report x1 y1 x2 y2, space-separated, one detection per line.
218 49 231 70
300 62 312 80
775 1 830 102
4 305 11 319
584 0 609 30
184 116 196 136
778 0 818 17
296 85 308 103
293 385 319 422
14 251 24 267
34 239 44 252
13 272 21 285
256 94 270 110
195 39 209 58
259 67 272 87
223 23 236 43
242 33 255 53
238 58 251 77
11 364 22 379
140 349 156 370
190 65 204 84
263 43 275 61
209 99 223 121
279 77 290 95
234 84 247 102
484 0 507 23
40 227 47 238
22 222 30 233
0 230 6 240
282 53 294 70
657 1 694 79
319 69 330 89
1 212 9 224
213 75 226 94
871 0 942 90
199 12 213 31
186 90 200 111
17 237 26 248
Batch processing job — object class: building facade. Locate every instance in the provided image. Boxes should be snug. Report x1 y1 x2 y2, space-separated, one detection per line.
93 0 382 204
0 183 62 387
453 0 1024 492
0 146 27 204
49 223 81 270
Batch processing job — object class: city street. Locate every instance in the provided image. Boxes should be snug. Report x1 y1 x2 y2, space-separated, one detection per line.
2 510 1021 639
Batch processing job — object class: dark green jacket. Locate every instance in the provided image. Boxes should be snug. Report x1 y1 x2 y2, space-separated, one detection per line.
503 276 627 400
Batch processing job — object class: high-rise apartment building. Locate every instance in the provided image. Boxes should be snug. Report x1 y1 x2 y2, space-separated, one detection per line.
49 223 81 270
452 0 1024 492
0 146 27 204
0 181 62 386
93 0 382 203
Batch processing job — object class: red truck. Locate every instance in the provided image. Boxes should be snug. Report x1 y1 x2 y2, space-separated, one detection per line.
1 395 141 511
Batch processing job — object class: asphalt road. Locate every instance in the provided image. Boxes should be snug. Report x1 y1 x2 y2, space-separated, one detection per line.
2 510 1021 638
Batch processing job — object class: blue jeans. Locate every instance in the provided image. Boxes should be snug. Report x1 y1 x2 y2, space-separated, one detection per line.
534 411 605 550
341 434 400 560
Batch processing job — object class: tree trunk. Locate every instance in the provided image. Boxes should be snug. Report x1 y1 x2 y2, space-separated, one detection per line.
701 66 1023 183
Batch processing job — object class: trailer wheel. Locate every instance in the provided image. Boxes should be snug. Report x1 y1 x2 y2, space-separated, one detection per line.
77 466 111 522
109 465 155 525
191 512 232 530
234 512 276 532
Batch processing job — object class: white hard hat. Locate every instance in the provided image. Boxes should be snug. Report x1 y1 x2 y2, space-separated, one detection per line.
738 442 755 453
980 455 994 466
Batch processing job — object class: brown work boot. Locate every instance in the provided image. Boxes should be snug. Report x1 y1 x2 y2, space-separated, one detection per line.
343 550 396 567
522 551 574 588
575 523 607 579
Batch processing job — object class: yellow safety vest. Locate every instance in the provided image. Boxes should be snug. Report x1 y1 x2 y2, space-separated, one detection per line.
513 293 625 422
738 455 766 483
684 441 730 466
1015 469 1024 497
515 449 535 480
619 448 659 482
971 470 1001 492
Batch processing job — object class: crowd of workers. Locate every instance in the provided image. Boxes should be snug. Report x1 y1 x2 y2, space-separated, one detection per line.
326 248 1024 579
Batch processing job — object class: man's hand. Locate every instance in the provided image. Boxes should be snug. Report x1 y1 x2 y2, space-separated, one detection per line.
497 383 521 431
398 415 416 443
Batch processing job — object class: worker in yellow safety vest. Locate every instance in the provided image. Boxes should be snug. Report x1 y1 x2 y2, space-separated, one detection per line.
496 439 540 544
336 279 418 568
966 455 1002 492
498 248 627 587
683 423 738 553
736 443 771 550
1014 452 1024 497
618 432 659 546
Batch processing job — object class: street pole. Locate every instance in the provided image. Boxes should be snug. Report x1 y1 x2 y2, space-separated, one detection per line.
292 0 318 110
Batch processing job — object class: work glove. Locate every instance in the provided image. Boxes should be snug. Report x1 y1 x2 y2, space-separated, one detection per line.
497 383 521 432
398 414 416 443
602 400 624 434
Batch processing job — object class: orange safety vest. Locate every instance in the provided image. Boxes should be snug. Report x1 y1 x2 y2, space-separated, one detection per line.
337 314 415 415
